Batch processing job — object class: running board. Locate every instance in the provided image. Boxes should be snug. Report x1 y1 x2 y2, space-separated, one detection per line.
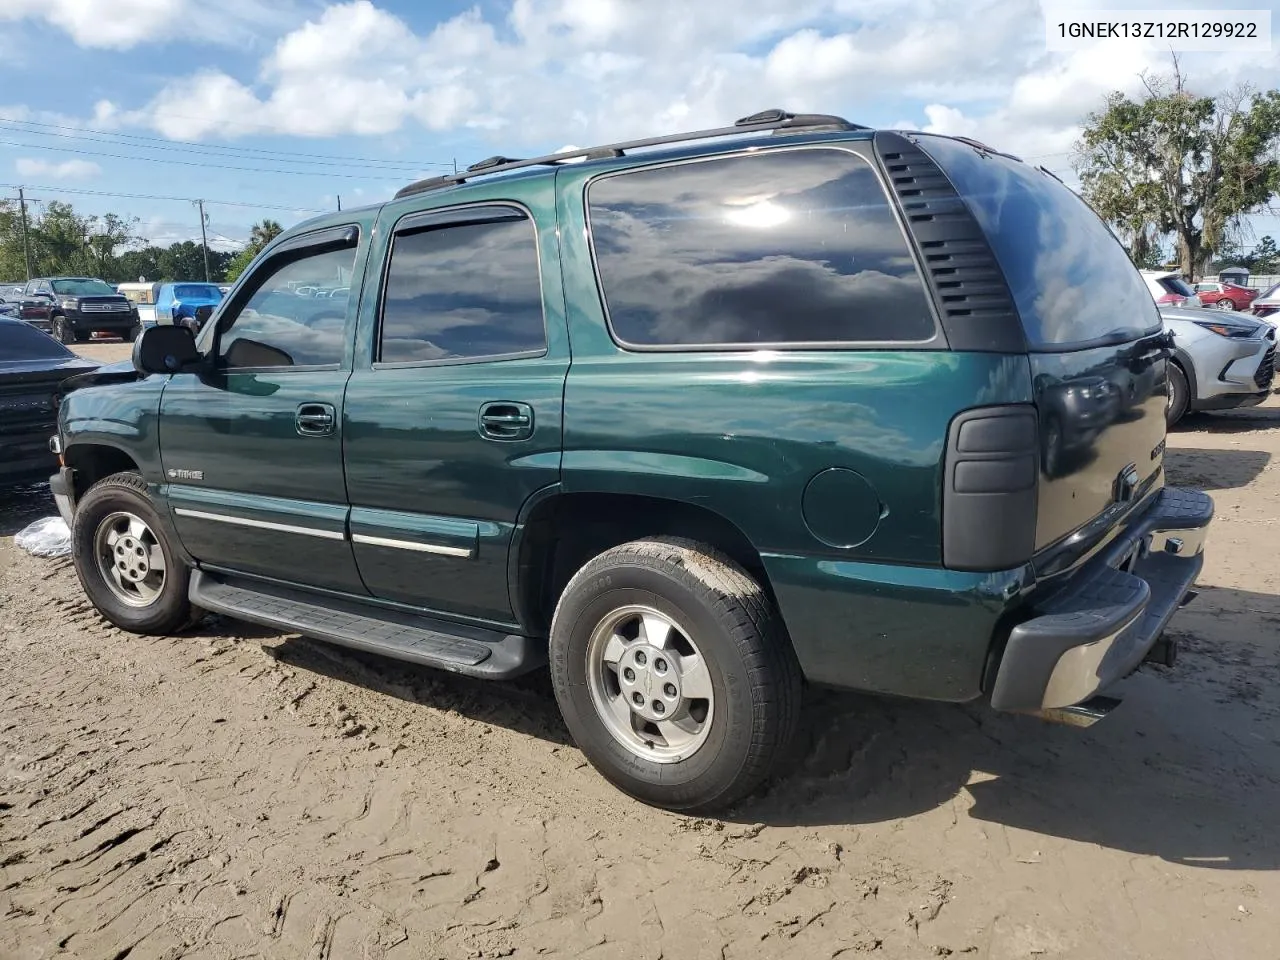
189 569 545 679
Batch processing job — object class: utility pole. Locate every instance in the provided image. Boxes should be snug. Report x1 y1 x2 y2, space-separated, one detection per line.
196 199 210 282
17 187 35 281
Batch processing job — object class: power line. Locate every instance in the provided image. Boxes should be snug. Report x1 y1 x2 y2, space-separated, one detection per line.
0 118 451 173
0 116 454 169
0 181 328 213
0 136 420 180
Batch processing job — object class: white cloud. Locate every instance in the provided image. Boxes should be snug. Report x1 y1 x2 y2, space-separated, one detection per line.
95 0 1280 184
0 0 301 50
114 0 1041 142
14 157 101 179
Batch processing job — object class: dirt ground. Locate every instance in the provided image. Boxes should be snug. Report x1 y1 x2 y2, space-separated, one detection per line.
2 340 1278 959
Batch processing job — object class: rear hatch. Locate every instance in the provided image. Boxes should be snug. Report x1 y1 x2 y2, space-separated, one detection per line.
916 136 1169 565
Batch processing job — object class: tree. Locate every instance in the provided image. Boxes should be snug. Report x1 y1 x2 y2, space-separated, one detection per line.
249 219 283 249
1074 59 1280 279
1250 235 1279 273
224 218 283 282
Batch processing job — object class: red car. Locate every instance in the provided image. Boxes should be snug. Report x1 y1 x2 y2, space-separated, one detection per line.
1194 281 1260 312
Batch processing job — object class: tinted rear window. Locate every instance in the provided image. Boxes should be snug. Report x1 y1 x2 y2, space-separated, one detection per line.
588 149 936 347
1157 276 1196 298
918 135 1159 348
0 322 75 361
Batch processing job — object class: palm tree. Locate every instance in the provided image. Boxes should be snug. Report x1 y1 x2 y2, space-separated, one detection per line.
249 219 283 250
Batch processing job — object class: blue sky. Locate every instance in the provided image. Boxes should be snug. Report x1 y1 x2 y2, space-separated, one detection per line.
0 0 1276 255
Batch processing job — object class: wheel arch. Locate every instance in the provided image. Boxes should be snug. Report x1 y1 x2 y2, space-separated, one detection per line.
509 489 776 638
63 443 143 501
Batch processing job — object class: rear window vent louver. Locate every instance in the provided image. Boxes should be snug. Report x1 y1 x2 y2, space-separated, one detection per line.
874 133 1025 353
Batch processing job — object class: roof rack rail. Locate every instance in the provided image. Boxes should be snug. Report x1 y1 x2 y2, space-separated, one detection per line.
394 109 869 199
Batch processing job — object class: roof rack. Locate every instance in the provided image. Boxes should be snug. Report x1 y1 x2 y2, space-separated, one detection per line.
394 109 868 199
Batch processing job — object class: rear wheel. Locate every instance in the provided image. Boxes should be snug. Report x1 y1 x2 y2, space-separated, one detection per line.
1216 298 1236 311
71 471 196 634
1166 363 1190 427
549 537 801 813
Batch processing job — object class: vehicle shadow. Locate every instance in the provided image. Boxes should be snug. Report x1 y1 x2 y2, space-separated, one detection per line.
0 481 57 538
1164 447 1271 489
732 581 1280 870
233 579 1280 871
262 631 574 747
1177 403 1280 434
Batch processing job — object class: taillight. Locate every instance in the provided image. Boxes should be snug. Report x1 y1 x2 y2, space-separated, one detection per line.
942 405 1038 571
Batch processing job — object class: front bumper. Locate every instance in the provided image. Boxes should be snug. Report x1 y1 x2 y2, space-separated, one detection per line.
49 465 76 527
66 311 138 330
990 487 1212 713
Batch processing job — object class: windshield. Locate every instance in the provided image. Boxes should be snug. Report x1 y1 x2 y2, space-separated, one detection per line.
0 321 75 361
51 278 116 296
1259 282 1280 301
174 284 223 300
917 135 1160 348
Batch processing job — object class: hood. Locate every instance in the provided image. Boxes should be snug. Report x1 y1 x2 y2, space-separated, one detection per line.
58 358 143 394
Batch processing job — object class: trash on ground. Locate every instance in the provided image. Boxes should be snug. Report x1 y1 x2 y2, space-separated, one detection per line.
14 516 71 558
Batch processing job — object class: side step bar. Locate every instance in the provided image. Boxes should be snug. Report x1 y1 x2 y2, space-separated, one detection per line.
190 569 545 680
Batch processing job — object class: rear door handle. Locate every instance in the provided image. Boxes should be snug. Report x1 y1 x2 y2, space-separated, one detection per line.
478 402 533 441
296 402 336 437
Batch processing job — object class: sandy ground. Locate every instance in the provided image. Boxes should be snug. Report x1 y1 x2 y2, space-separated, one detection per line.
2 340 1278 959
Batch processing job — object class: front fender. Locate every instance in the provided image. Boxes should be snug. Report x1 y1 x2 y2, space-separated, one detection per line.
59 375 168 483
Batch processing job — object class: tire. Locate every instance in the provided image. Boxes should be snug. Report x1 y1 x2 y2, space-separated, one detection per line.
71 471 196 634
53 316 74 344
549 537 802 813
1215 298 1236 311
1166 362 1190 428
125 323 142 342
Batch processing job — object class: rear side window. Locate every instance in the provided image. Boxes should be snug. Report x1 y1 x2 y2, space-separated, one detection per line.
917 135 1159 348
588 149 935 347
378 213 546 364
0 321 74 361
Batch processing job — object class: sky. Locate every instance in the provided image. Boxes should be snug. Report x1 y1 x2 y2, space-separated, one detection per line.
0 0 1277 257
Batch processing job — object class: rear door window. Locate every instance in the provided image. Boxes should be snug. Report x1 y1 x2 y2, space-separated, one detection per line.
588 148 936 348
917 135 1160 348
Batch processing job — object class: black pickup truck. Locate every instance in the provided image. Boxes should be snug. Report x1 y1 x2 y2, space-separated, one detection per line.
20 277 142 344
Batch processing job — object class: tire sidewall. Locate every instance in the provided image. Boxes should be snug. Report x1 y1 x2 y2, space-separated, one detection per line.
1167 364 1189 427
551 562 759 809
72 478 191 633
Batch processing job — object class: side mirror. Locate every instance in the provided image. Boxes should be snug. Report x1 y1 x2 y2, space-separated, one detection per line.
133 324 200 375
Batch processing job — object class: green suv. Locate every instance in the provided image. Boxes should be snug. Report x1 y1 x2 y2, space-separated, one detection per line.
49 111 1212 812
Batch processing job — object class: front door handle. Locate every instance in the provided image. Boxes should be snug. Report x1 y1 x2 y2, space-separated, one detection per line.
478 401 534 441
296 402 336 437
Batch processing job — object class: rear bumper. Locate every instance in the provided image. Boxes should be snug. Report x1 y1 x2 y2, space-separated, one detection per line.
990 487 1212 713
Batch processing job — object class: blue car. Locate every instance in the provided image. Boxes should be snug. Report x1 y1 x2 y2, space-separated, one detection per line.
154 282 224 332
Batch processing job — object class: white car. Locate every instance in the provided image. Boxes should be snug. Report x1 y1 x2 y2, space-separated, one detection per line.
1161 306 1275 425
1142 269 1202 309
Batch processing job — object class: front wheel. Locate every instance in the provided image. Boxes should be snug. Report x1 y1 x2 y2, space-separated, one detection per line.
53 316 74 344
549 537 801 813
125 323 142 342
1166 362 1190 427
71 471 196 634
